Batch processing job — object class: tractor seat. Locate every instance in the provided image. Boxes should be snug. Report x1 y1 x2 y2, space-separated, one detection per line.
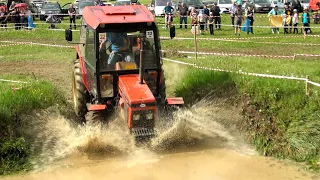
115 62 137 70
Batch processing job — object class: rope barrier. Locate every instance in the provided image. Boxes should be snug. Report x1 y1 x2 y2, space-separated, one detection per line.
163 58 320 87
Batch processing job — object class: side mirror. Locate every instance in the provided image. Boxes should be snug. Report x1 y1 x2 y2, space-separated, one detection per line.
170 26 175 39
65 28 73 41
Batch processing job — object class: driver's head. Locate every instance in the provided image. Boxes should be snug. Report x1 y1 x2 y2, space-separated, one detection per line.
181 2 184 6
167 2 170 6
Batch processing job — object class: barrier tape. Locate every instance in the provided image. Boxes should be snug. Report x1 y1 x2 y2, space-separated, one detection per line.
1 40 318 59
163 58 320 87
161 34 320 40
0 43 23 47
0 78 28 84
160 37 320 46
2 12 319 18
174 50 294 59
0 40 74 48
160 23 320 29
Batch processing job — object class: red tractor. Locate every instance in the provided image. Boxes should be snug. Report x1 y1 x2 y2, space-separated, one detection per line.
65 5 183 140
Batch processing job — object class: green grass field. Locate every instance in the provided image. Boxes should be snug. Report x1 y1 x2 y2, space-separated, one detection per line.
0 3 320 175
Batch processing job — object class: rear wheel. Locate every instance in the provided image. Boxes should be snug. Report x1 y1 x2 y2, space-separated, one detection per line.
73 59 89 117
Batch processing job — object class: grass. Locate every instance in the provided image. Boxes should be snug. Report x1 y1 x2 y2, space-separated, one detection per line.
175 68 320 171
0 76 66 175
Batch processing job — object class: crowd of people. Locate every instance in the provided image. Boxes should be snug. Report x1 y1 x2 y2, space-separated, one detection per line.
0 1 34 30
162 0 320 36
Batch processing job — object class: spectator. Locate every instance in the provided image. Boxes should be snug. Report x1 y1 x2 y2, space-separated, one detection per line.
163 2 173 29
230 0 237 28
268 5 282 34
236 0 242 6
284 4 293 33
190 7 197 27
202 5 209 30
0 7 7 29
245 6 254 34
292 9 299 33
178 2 188 29
212 2 221 30
208 12 214 35
198 10 205 35
68 3 76 29
12 7 20 30
302 7 311 36
19 7 27 29
282 14 289 34
234 5 243 36
9 1 15 13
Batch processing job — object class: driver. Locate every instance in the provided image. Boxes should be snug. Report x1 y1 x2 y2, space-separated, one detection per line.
99 32 135 69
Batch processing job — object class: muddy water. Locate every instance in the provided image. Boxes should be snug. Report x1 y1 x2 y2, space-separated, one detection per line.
2 99 318 180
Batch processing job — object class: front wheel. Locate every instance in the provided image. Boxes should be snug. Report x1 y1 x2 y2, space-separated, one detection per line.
72 59 89 117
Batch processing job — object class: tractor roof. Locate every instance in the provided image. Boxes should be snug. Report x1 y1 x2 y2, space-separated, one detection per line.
82 5 155 29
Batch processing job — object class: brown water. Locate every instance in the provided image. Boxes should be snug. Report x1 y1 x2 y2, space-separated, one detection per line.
2 99 318 180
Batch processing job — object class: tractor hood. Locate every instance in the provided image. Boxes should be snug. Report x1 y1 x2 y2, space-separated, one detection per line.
118 74 156 106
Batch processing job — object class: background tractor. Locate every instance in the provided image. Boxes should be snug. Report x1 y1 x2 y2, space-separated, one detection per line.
65 5 183 140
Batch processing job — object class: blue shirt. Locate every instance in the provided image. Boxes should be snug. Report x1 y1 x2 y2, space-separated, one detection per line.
302 12 308 24
107 33 128 52
164 6 173 14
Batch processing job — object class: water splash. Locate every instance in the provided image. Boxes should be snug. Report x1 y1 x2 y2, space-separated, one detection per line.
21 97 255 172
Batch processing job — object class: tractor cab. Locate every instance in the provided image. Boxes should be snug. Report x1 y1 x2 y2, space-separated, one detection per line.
65 5 181 139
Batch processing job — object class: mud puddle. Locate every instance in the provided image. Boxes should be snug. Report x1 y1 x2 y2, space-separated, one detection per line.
2 99 318 180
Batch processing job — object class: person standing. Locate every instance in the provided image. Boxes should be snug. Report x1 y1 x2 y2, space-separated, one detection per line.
163 2 173 29
292 9 299 33
302 7 311 36
230 0 237 28
245 6 254 34
234 5 243 36
208 12 214 35
0 8 7 29
198 10 205 35
284 4 293 33
268 5 282 34
212 2 221 30
68 3 76 29
178 2 188 29
202 5 209 30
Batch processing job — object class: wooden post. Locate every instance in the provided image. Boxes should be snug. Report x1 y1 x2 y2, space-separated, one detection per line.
194 25 198 60
306 75 309 96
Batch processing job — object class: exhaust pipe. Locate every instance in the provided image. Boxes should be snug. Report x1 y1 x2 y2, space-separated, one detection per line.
139 33 145 84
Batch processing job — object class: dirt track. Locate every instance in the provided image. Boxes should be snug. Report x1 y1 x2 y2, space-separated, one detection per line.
0 61 319 180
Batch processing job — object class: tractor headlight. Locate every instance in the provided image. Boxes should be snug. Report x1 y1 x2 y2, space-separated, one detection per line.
146 112 154 120
133 114 141 121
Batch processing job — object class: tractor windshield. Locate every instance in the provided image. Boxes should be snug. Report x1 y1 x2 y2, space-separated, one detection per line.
97 29 160 98
98 30 158 71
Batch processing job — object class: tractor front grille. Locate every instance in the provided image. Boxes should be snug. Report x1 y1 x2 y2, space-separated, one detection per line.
131 127 155 137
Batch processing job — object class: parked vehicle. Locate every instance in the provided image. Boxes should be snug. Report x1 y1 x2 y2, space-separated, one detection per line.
176 0 203 14
148 0 174 16
39 2 69 21
32 0 47 10
216 0 233 14
76 0 96 18
271 0 303 12
115 0 140 5
244 0 272 13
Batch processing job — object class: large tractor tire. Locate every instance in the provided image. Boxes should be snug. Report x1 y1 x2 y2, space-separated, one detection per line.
72 59 89 117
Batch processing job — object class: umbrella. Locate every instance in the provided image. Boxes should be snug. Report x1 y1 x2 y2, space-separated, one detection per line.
14 3 28 8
